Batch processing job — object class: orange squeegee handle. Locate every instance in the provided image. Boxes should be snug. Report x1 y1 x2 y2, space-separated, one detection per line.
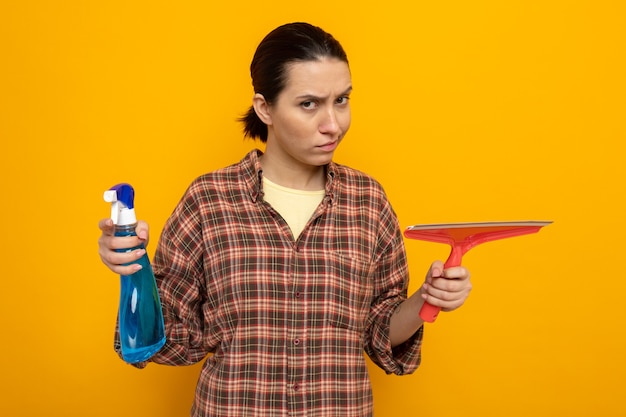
419 244 465 323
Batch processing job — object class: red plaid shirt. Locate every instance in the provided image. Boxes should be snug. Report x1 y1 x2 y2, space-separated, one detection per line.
129 149 423 416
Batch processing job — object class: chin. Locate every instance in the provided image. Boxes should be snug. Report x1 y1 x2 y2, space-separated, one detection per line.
310 154 335 167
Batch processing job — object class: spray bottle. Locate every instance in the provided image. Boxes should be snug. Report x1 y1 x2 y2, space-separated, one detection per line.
104 183 166 363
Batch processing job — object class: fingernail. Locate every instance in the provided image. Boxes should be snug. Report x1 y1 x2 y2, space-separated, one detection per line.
134 264 143 271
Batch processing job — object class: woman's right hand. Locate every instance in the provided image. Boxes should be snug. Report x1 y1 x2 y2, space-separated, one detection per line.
98 218 150 275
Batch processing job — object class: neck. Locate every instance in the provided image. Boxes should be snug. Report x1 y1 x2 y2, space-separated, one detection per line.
259 153 326 191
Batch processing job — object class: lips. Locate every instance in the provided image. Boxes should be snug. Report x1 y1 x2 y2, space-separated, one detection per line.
318 140 338 152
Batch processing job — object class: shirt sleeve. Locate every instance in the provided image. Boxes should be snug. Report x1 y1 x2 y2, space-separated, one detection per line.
152 184 214 366
112 183 213 368
363 198 423 375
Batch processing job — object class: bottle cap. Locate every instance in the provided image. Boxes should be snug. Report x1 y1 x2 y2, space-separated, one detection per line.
104 183 137 226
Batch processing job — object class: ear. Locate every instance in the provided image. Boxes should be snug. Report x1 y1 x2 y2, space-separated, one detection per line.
252 93 273 126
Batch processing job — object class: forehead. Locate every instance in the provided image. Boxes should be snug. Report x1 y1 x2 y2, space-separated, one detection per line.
282 58 352 95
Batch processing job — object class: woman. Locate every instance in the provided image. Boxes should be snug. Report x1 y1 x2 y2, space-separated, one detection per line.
98 22 472 417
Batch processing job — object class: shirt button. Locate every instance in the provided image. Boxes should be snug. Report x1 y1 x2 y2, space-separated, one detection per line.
293 384 300 391
294 291 301 298
293 338 300 346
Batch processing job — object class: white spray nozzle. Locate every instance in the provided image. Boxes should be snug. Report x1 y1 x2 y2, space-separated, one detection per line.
103 190 118 203
104 183 137 226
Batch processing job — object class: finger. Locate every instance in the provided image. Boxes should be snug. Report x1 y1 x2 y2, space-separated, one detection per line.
421 288 467 312
442 265 471 280
99 247 146 272
423 282 462 303
103 247 146 265
106 261 144 276
430 275 472 295
98 232 145 252
135 220 150 244
420 284 465 309
426 260 445 282
98 218 115 235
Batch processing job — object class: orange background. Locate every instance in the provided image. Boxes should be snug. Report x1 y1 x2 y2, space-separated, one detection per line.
1 1 625 416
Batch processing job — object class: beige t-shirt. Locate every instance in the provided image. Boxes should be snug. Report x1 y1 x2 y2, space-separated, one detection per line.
263 177 325 238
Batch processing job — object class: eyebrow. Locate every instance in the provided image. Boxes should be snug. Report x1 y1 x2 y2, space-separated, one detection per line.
295 86 353 101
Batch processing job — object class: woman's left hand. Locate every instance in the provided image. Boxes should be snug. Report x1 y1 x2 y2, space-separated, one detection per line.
420 260 472 312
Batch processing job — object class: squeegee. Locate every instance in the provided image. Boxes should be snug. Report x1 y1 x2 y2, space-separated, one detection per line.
404 221 552 323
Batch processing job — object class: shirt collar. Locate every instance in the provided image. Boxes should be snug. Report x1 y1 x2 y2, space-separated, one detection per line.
243 149 338 205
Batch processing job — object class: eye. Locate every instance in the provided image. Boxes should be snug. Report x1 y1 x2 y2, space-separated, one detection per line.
336 96 350 105
300 100 318 110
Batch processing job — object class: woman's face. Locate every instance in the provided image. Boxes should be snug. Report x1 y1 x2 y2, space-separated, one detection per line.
263 57 352 169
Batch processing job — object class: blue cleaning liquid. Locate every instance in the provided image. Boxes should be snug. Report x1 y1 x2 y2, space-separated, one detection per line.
115 225 166 363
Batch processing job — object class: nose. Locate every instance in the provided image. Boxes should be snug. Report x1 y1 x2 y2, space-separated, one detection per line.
319 107 339 135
